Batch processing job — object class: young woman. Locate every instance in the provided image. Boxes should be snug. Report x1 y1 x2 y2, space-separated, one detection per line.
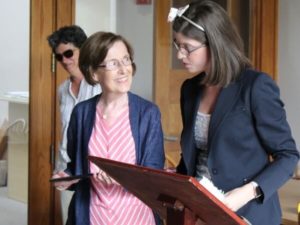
168 1 299 224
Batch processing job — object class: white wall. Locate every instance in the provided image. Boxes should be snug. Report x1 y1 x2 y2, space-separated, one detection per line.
0 1 30 124
278 0 300 148
116 1 154 101
76 0 154 101
75 0 116 35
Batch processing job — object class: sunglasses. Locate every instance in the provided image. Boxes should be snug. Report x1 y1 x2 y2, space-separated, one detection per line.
55 49 75 62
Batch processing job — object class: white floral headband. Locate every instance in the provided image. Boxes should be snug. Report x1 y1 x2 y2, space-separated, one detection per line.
167 5 205 33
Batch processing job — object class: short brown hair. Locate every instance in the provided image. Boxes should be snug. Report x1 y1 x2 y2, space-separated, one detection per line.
79 32 136 85
173 0 251 87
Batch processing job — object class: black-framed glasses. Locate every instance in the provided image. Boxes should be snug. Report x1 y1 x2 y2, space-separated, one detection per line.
97 55 132 71
173 41 206 57
55 49 75 62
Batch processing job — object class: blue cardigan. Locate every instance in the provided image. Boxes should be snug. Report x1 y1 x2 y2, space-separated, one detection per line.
177 69 299 225
65 92 165 225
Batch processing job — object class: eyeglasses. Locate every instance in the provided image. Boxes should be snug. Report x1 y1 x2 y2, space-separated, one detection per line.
98 56 132 71
173 41 206 57
55 49 75 62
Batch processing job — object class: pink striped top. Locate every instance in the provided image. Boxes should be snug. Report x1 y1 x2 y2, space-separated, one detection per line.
88 105 155 225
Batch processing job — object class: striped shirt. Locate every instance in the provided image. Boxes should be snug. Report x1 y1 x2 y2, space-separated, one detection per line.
88 105 155 225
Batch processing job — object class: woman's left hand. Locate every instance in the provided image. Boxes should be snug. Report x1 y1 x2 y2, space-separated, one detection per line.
93 170 119 185
52 171 80 191
223 183 255 212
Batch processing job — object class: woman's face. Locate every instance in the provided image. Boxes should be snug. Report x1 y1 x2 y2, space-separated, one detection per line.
93 41 133 95
55 43 80 75
173 32 210 74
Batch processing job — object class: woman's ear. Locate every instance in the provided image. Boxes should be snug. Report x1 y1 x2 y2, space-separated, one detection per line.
92 73 99 82
91 68 99 82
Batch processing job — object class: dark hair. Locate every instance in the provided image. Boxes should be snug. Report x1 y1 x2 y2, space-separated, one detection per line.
47 25 87 52
79 32 136 86
173 0 251 86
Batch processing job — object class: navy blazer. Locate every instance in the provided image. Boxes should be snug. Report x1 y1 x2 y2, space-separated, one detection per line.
65 92 165 225
177 69 299 225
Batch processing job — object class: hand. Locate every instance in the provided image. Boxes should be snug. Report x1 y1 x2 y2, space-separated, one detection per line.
173 200 184 211
161 199 184 211
164 167 176 173
52 171 79 191
93 170 119 185
195 218 207 225
223 183 255 211
163 200 206 225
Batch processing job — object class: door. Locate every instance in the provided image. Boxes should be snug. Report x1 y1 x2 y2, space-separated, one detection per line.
29 1 74 225
154 0 278 168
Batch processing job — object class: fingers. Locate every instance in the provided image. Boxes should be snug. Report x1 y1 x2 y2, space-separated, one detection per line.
56 185 67 191
223 184 253 212
51 171 80 191
53 170 68 178
195 218 207 225
162 200 184 211
102 172 112 184
174 200 184 211
96 170 108 183
95 170 118 185
164 167 176 173
55 178 79 191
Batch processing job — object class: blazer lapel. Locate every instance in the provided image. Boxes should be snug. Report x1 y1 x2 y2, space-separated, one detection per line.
128 92 140 163
183 74 204 134
83 95 99 173
181 80 203 175
208 80 242 145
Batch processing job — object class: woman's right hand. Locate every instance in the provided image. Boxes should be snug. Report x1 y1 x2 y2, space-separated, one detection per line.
167 200 206 225
223 183 255 212
93 170 119 185
52 171 80 191
164 167 176 173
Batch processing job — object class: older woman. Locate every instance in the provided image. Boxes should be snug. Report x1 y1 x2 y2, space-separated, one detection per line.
53 32 165 225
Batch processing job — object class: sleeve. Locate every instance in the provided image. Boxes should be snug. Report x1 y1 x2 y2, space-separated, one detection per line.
64 106 78 176
176 80 188 174
180 79 188 125
141 105 165 170
251 74 299 202
55 82 70 171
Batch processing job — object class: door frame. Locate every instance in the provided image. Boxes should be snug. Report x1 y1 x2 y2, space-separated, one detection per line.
29 0 74 224
250 0 278 79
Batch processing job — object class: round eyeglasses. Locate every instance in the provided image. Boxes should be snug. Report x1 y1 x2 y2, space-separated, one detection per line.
173 41 206 57
98 56 133 71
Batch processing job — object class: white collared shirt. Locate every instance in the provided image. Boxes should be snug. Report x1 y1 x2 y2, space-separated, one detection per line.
56 77 101 171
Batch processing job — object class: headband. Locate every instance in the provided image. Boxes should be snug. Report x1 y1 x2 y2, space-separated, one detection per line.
167 5 205 33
